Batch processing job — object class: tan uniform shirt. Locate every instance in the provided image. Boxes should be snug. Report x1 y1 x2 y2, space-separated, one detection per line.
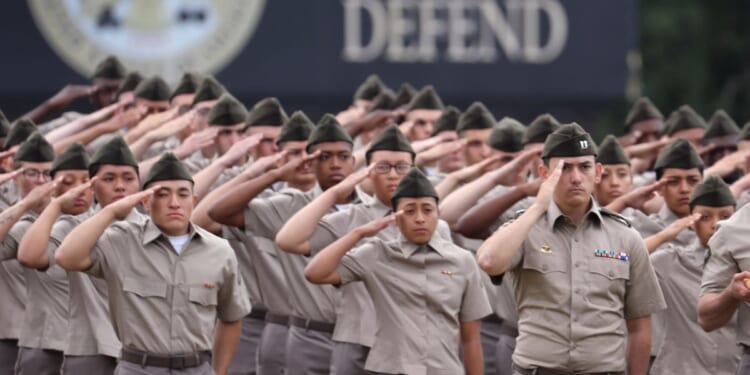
86 219 251 354
0 214 32 341
651 243 740 375
630 204 697 248
38 111 83 135
141 136 181 161
0 180 18 209
338 234 492 375
507 199 666 372
701 203 750 347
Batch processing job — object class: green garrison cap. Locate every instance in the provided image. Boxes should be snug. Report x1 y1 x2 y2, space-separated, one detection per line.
89 136 139 176
689 175 736 208
405 86 444 112
704 110 740 140
142 152 193 188
391 167 439 210
170 72 202 100
276 111 314 146
116 72 143 97
306 114 353 153
457 102 496 133
190 76 226 107
244 97 289 129
524 113 561 145
394 83 416 108
15 132 55 163
541 123 598 159
664 105 706 136
741 122 750 141
3 118 37 151
596 135 630 165
430 106 461 136
489 118 525 152
354 74 386 101
0 110 10 138
654 138 704 176
92 55 126 80
625 97 663 130
207 94 248 126
369 89 397 112
365 124 415 164
133 76 170 102
51 142 89 177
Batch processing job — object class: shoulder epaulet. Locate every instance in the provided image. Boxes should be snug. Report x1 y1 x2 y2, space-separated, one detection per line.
599 207 632 227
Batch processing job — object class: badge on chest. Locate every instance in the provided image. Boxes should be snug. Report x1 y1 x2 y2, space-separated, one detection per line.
594 248 629 261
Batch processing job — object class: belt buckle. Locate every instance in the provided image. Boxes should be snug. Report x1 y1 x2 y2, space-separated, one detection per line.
170 355 186 370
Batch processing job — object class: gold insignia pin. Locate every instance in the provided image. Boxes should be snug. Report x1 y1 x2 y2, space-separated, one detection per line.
540 245 552 254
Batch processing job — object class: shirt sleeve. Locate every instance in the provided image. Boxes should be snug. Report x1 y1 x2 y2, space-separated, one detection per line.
85 224 127 279
245 195 291 239
337 241 379 285
46 216 79 268
460 252 493 321
217 245 252 322
624 231 667 319
0 220 31 261
701 224 739 295
309 211 348 256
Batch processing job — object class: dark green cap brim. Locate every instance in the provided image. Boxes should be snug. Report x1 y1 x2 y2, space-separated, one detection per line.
457 102 495 133
689 175 736 208
89 136 139 176
366 124 415 163
489 118 525 152
143 152 193 188
596 135 630 165
134 76 171 102
245 97 288 129
306 114 353 153
92 56 126 80
15 132 55 163
190 77 226 107
625 97 663 130
431 106 461 136
391 167 439 210
664 105 706 136
277 111 314 145
541 123 597 159
207 94 248 126
654 138 704 173
405 86 444 112
524 114 561 144
51 142 89 177
3 118 37 151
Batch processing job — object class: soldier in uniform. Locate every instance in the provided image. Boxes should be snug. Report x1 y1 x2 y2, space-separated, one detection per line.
114 72 144 106
647 176 740 375
0 118 37 205
702 110 742 182
477 123 666 375
621 98 665 189
0 133 57 374
594 135 634 208
305 167 492 375
400 86 444 142
663 105 707 148
456 102 496 168
419 106 464 185
352 74 387 112
55 153 251 375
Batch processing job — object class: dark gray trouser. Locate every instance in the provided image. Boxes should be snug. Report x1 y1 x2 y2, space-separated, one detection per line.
285 326 333 375
114 361 214 374
15 347 64 375
0 339 18 374
62 354 117 375
330 341 370 375
496 331 517 375
229 315 266 375
257 322 288 375
481 319 503 374
738 352 750 375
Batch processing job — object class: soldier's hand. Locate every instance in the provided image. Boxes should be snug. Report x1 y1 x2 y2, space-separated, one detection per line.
410 132 452 154
106 185 159 220
533 158 564 209
660 213 700 241
348 109 402 135
730 272 750 302
173 127 219 159
217 133 263 168
449 153 504 184
331 164 375 200
54 177 96 206
705 150 750 178
244 151 287 179
49 84 95 108
623 179 667 212
19 180 58 210
415 139 467 166
145 111 193 142
0 168 23 186
617 130 641 148
494 147 542 186
355 211 402 238
518 178 543 197
276 150 321 182
0 149 17 162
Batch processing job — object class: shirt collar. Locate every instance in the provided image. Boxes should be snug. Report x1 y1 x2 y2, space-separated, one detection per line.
397 232 445 258
371 197 392 217
658 203 680 223
546 197 602 230
142 219 202 246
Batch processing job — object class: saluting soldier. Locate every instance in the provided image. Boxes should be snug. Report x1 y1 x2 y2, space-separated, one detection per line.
55 153 251 375
594 135 634 210
703 110 742 182
647 176 740 375
0 118 38 207
400 86 444 142
477 123 666 375
305 167 492 375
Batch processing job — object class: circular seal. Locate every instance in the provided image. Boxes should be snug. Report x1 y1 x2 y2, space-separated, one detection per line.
28 0 265 82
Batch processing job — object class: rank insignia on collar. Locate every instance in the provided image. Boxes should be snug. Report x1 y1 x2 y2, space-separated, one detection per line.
540 245 552 254
594 248 629 261
441 269 455 276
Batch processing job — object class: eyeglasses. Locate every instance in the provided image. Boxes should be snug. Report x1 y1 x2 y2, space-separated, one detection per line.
373 162 412 175
22 169 52 180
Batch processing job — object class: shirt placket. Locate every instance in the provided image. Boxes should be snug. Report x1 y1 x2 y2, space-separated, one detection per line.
567 220 586 368
416 245 429 366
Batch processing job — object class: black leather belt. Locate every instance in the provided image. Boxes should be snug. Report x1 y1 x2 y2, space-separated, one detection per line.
289 316 335 334
512 364 623 375
482 314 503 324
248 308 267 321
499 323 519 338
742 344 750 355
265 312 289 326
121 348 210 369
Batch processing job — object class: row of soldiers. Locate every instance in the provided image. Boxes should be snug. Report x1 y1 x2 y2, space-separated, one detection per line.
0 55 749 375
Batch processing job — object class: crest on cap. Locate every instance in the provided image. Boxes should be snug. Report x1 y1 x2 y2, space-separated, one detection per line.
170 72 203 100
207 94 248 126
143 152 193 188
51 142 89 177
276 111 315 145
390 167 439 210
306 114 353 153
625 97 663 130
354 74 386 101
366 124 415 164
405 86 444 112
689 175 736 208
133 76 171 102
15 132 55 163
541 123 598 159
394 83 417 108
190 76 226 107
89 136 138 176
457 102 496 133
489 118 525 152
654 138 704 174
431 106 461 136
524 114 561 145
244 97 289 129
3 118 37 151
664 105 706 136
596 135 630 165
92 55 126 80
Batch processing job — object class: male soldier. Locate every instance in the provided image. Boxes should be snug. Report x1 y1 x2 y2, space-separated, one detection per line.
646 176 740 375
0 118 38 205
621 97 664 146
170 72 202 109
417 106 465 185
55 153 251 375
8 143 93 374
477 123 666 375
393 82 416 109
400 86 444 142
521 113 561 179
114 71 144 105
0 132 56 374
594 135 634 208
353 74 386 112
456 102 496 167
703 110 742 182
305 167 492 375
663 105 707 148
243 97 289 163
209 114 361 375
